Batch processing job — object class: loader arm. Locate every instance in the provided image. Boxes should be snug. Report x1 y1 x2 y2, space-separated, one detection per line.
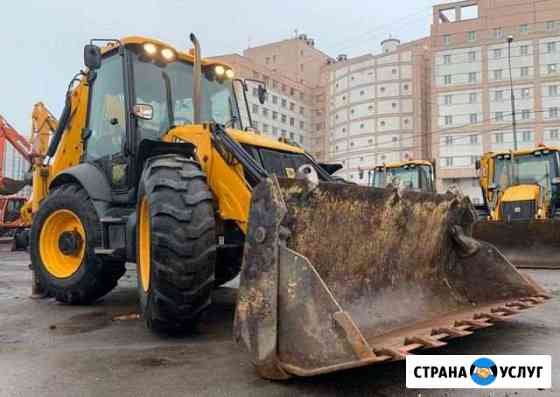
0 114 33 196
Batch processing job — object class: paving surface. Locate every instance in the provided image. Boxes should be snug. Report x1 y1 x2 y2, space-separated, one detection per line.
0 246 558 396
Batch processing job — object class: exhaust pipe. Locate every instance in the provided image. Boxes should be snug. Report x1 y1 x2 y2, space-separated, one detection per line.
190 33 202 124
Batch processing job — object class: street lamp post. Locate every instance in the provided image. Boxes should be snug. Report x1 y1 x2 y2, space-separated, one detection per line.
507 36 518 150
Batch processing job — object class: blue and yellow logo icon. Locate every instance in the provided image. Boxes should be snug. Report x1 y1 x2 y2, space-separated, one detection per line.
470 357 498 386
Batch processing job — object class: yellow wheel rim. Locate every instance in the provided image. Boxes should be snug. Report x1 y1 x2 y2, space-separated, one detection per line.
39 209 86 278
138 197 151 292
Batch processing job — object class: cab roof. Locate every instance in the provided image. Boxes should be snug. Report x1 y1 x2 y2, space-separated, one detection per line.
100 36 231 68
487 145 560 158
370 160 433 170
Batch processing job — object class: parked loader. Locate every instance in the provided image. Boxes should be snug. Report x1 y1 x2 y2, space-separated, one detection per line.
365 160 436 192
473 146 560 269
27 35 548 379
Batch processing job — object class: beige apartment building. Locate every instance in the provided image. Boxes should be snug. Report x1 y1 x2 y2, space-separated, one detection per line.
322 38 432 183
431 0 560 202
212 35 330 156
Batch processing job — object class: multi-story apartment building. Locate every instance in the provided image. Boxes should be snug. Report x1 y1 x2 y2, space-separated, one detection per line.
431 0 560 202
212 35 330 156
322 38 432 183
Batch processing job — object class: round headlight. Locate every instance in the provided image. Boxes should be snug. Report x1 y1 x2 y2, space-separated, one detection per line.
225 69 235 79
215 65 225 76
161 48 175 61
143 43 157 55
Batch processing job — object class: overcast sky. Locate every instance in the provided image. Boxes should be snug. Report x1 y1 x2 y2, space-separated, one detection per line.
1 0 441 134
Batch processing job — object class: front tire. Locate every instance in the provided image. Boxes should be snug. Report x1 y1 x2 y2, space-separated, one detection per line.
30 184 125 304
136 155 216 332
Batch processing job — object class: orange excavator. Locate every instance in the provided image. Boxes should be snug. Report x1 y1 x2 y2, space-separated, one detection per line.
0 104 56 249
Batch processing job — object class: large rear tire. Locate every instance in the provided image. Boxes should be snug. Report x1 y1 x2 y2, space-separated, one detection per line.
136 155 216 332
30 184 125 304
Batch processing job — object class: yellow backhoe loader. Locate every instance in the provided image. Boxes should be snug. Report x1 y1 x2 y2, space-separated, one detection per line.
473 146 560 269
26 35 548 379
365 160 436 192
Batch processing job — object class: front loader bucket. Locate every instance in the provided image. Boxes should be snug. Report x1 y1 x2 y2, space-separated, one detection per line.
0 178 28 196
474 220 560 269
235 177 550 379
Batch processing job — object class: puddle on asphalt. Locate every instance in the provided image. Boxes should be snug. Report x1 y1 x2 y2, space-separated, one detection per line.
49 312 113 335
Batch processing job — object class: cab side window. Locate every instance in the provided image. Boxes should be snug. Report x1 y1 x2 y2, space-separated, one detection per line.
86 54 125 160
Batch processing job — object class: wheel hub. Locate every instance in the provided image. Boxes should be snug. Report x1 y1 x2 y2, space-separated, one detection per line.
58 230 83 256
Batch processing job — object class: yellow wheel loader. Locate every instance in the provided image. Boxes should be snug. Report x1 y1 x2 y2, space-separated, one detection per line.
27 34 548 379
365 160 436 192
473 146 560 269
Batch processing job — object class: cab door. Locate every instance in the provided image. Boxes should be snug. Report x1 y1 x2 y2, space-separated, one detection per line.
84 51 130 194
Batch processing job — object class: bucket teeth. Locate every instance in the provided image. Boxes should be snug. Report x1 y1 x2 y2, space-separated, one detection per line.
432 327 473 338
491 306 520 316
506 301 533 309
404 335 447 349
374 348 407 360
455 319 492 329
475 312 508 322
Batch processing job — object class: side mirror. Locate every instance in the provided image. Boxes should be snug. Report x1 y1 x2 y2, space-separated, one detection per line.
257 85 267 105
84 44 102 70
133 104 154 120
475 160 481 170
552 177 560 185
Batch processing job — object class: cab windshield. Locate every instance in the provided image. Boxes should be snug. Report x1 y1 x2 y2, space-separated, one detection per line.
494 152 559 190
130 45 240 141
372 165 433 191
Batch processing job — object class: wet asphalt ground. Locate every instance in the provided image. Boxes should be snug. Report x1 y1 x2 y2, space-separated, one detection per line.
0 246 558 397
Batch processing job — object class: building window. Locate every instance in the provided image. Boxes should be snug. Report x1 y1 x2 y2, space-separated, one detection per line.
281 114 287 123
494 28 503 40
493 49 502 59
289 132 295 140
443 55 451 65
548 42 557 53
252 104 259 114
444 75 452 85
547 21 557 31
495 133 504 144
350 109 355 115
299 135 304 144
550 107 560 119
443 34 451 46
262 108 269 117
470 134 479 144
520 45 529 56
403 84 409 90
493 69 503 80
380 121 386 127
469 93 478 104
299 106 304 115
289 117 295 126
360 123 364 129
521 88 530 98
550 129 559 139
368 105 374 111
521 109 531 120
289 102 295 111
468 72 478 83
522 131 533 141
470 113 478 123
392 68 397 75
468 51 476 62
521 66 529 77
272 127 278 136
519 24 529 33
495 90 504 101
300 92 304 101
468 31 476 41
281 99 287 108
380 86 386 92
444 95 452 105
253 121 259 130
263 124 269 133
549 85 559 97
252 87 258 97
368 139 373 145
444 115 453 125
444 157 453 167
392 102 397 109
495 111 504 122
272 111 278 120
360 90 365 96
272 95 278 104
548 64 558 74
